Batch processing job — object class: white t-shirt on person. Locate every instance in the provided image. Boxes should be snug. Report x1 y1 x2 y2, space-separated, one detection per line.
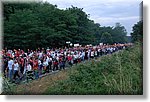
91 51 94 57
43 61 48 67
8 60 14 70
46 56 50 63
27 64 32 71
14 63 19 71
38 60 42 65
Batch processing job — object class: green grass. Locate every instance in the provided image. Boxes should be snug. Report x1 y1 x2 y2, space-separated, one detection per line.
45 43 143 95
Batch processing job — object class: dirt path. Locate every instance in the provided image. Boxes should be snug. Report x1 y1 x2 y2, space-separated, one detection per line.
15 69 71 94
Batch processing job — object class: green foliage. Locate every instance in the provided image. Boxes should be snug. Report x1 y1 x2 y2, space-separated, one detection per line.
3 2 128 49
93 23 128 44
100 32 113 44
2 77 17 95
112 23 127 43
131 21 143 42
46 44 142 95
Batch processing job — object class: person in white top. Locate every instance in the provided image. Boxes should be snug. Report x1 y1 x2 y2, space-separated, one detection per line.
81 51 85 61
26 62 34 81
73 53 78 65
90 50 94 59
46 55 52 72
38 52 43 59
8 58 14 70
43 58 49 73
27 63 32 71
7 57 14 81
13 60 20 81
88 50 91 60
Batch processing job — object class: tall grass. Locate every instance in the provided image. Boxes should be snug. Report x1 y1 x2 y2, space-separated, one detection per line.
46 43 142 95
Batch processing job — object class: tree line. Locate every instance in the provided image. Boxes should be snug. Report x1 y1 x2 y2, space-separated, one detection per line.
3 2 129 50
131 21 143 43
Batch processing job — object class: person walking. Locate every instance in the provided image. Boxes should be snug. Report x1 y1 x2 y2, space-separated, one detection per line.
26 62 34 82
7 57 14 81
13 60 21 83
33 57 39 79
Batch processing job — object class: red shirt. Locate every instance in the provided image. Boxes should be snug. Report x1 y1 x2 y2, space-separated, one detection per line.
15 51 20 57
20 58 24 66
67 56 72 61
53 61 58 65
6 52 11 57
33 60 38 70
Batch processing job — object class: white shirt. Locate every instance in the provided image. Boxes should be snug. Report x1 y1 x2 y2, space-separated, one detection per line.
73 54 78 60
88 50 91 57
82 52 85 57
56 56 59 61
64 51 67 56
113 47 116 51
46 56 50 63
14 63 19 71
29 52 33 57
43 61 48 67
91 51 94 57
110 48 113 52
39 52 43 59
38 60 42 65
49 58 52 62
27 64 32 71
94 51 97 56
8 60 14 70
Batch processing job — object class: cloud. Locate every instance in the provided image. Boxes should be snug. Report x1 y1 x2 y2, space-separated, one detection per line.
91 16 139 36
43 0 141 8
92 16 139 25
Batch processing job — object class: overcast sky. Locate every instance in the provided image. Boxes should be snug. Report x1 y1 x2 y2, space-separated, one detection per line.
42 0 142 36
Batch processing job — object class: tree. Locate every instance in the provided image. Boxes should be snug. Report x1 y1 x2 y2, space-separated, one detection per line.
100 32 113 44
3 2 129 50
112 23 127 43
131 21 143 42
66 6 95 45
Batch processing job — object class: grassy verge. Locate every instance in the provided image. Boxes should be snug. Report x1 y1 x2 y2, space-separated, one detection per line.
45 43 142 95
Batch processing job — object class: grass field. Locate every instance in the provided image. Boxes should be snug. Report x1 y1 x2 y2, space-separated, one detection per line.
2 43 143 95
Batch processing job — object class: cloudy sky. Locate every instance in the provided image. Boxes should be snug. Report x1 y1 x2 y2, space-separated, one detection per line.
42 0 142 36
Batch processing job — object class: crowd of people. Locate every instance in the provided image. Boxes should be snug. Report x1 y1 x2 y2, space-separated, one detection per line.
1 43 133 84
